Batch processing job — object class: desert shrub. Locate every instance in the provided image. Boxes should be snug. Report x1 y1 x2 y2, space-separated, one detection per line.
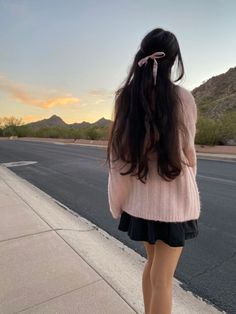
195 116 220 145
195 112 236 145
14 125 32 137
85 127 100 140
2 125 19 137
216 111 236 144
34 127 67 138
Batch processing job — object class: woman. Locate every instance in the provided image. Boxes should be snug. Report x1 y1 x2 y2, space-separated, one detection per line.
106 28 201 314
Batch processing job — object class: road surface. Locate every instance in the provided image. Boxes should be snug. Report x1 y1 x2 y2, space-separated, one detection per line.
0 139 235 313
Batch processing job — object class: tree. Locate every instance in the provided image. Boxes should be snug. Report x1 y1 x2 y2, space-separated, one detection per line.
0 116 23 137
1 116 23 128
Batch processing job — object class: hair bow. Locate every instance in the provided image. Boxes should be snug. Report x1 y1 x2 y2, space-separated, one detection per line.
138 51 165 85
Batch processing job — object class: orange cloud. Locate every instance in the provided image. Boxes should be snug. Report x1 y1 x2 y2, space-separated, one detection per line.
0 76 80 109
22 115 44 123
41 97 80 108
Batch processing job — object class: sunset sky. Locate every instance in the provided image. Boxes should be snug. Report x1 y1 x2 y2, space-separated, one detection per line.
0 0 235 124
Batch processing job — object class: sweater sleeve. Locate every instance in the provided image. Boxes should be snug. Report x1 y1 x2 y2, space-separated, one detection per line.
181 89 198 177
107 153 131 219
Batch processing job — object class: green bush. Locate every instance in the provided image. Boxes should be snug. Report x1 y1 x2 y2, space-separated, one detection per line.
195 115 220 145
2 125 19 137
86 127 100 140
196 111 236 145
14 125 31 137
97 126 109 140
216 111 236 144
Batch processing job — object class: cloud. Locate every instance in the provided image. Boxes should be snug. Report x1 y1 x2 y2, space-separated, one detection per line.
84 88 115 106
22 114 43 123
0 76 80 109
41 97 80 108
87 88 115 98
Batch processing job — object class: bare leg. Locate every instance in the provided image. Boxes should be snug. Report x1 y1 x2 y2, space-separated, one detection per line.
142 241 154 314
149 240 183 314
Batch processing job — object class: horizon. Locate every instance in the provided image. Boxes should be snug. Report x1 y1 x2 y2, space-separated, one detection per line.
0 0 235 124
24 114 110 125
2 65 234 125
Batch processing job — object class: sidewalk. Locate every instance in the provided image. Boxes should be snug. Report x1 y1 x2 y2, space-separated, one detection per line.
0 166 224 314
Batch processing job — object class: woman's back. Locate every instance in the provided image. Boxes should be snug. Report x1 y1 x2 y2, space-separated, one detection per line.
108 85 201 222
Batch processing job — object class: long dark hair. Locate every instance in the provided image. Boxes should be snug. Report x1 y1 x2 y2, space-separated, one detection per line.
106 27 189 183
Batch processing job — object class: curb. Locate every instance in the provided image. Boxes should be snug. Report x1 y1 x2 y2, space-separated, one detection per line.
0 165 224 314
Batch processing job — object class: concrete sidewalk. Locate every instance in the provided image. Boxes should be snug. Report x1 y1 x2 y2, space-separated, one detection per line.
0 166 224 314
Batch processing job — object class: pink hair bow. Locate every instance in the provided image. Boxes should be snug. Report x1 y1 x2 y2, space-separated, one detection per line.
138 51 165 86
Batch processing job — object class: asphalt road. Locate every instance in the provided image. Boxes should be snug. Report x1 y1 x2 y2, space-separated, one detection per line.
0 140 235 314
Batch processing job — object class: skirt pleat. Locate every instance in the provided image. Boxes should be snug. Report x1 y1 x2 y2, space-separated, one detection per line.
118 211 199 247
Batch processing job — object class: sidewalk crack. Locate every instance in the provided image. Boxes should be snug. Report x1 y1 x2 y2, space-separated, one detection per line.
14 279 103 314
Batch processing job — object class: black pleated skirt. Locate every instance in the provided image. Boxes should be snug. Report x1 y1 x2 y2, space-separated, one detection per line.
118 211 199 247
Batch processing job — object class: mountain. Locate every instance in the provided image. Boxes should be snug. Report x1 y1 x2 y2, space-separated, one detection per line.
191 66 236 119
26 115 67 128
91 117 110 127
69 117 111 129
69 121 91 129
25 115 112 129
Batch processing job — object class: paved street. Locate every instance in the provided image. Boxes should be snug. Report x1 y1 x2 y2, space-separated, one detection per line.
0 139 235 314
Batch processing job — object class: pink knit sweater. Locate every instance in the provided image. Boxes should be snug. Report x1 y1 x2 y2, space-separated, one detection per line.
108 86 201 222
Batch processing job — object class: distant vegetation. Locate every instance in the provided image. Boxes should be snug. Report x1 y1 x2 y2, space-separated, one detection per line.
195 111 236 145
0 116 109 140
0 112 235 145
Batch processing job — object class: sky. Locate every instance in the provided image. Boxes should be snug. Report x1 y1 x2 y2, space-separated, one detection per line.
0 0 235 124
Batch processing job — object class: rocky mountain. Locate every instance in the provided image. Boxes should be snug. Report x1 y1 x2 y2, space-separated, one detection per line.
191 66 236 119
92 117 110 127
26 115 67 128
25 115 111 129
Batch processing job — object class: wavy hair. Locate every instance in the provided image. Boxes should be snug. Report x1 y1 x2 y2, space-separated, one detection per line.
106 28 189 183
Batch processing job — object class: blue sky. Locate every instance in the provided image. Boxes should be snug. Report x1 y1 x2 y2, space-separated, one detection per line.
0 0 235 123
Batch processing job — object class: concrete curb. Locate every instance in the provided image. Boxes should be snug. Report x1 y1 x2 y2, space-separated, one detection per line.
0 165 224 313
196 153 236 162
